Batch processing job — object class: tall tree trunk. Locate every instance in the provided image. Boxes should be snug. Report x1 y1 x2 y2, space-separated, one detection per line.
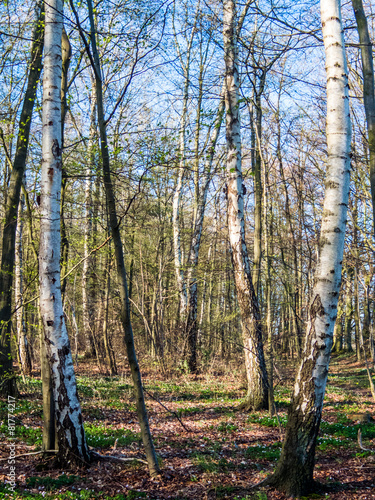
252 79 265 297
0 5 44 397
39 0 90 465
83 76 96 358
265 1 351 495
223 0 269 411
60 28 71 300
185 96 225 372
15 196 32 377
351 0 375 231
171 7 198 324
74 0 160 476
344 268 354 351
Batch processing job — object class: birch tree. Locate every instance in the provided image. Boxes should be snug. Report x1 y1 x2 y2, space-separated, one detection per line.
351 0 375 233
39 0 90 464
223 0 269 410
265 0 351 495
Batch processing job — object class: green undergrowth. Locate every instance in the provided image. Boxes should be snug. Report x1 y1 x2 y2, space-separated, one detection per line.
0 423 42 447
0 483 145 500
320 420 375 440
85 423 140 448
244 443 281 460
247 414 287 428
191 451 237 473
26 474 81 490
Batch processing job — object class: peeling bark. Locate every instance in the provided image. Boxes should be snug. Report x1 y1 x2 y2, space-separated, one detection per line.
223 0 269 411
39 0 90 465
265 1 351 495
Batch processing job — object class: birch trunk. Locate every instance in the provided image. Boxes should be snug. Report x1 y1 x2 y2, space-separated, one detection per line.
39 0 90 465
0 4 44 397
15 196 32 377
83 77 96 358
185 96 225 372
223 0 269 411
60 28 71 299
265 1 351 495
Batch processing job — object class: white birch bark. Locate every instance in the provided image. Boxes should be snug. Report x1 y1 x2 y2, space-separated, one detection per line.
82 76 96 357
172 3 201 320
185 95 225 371
39 0 89 464
223 0 268 410
15 196 32 377
266 0 351 495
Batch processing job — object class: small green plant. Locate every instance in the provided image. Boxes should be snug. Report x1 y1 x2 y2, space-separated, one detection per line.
126 490 147 499
85 423 139 448
244 443 281 460
217 421 238 433
191 452 235 473
26 475 81 490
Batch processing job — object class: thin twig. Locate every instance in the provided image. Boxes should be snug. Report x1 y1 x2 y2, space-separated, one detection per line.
0 450 57 461
142 386 194 433
358 429 374 452
90 450 148 465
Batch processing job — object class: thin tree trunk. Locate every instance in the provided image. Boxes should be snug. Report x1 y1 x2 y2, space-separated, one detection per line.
351 0 375 232
60 28 71 299
77 0 160 476
265 1 351 494
39 0 90 465
223 0 269 411
344 269 354 351
185 96 225 372
15 196 32 377
102 257 117 376
83 76 96 358
0 4 44 397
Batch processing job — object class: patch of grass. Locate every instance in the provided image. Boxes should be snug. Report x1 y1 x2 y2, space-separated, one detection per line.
217 421 238 433
176 406 204 416
244 443 281 461
191 452 235 473
126 491 147 499
0 484 132 500
247 414 287 428
320 421 375 440
26 475 80 490
85 423 139 448
317 436 345 451
0 424 42 447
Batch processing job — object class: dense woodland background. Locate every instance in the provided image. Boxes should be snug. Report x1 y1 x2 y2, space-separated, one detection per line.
1 0 374 372
1 0 375 497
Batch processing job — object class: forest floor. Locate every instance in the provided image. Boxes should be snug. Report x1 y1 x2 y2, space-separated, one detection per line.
1 354 375 499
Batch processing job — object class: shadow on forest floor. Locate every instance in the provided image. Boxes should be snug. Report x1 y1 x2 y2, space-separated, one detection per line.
0 355 374 499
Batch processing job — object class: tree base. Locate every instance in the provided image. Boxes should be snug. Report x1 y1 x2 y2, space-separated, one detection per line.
262 470 319 498
0 375 19 398
239 393 269 412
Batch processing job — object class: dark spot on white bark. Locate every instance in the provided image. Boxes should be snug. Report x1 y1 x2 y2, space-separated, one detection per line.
326 180 339 189
52 139 61 159
47 320 54 326
310 295 324 319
